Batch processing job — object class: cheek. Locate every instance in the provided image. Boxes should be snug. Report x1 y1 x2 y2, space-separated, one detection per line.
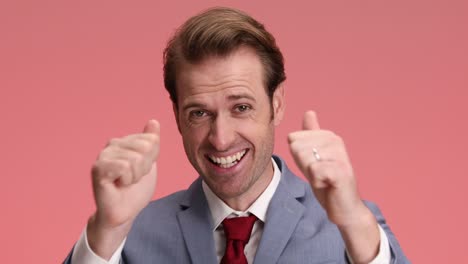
181 127 207 151
236 121 273 143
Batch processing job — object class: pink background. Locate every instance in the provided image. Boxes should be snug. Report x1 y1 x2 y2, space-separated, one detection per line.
1 0 467 263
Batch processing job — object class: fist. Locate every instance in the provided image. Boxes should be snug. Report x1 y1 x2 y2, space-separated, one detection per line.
288 111 365 226
91 119 161 228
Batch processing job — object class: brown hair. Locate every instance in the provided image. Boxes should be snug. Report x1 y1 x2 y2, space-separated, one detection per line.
163 7 286 105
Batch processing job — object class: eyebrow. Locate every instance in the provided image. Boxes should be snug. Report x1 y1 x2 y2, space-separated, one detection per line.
226 93 256 102
181 93 257 112
182 102 207 112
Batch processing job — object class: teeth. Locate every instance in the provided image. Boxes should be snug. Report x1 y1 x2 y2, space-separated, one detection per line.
209 150 246 167
219 161 238 168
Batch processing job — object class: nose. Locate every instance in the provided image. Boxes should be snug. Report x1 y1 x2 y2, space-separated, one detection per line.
208 114 236 152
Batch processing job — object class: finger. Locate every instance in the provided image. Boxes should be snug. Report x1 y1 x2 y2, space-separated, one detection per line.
113 133 160 163
289 139 348 161
112 151 144 180
93 158 133 186
287 130 335 144
144 119 160 135
105 148 156 181
111 135 157 154
113 159 134 186
302 110 320 130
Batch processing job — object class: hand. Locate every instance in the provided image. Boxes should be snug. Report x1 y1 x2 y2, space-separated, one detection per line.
87 119 160 259
288 111 380 263
288 111 367 226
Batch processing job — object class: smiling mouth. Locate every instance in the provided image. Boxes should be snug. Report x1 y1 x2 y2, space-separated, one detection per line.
207 149 248 169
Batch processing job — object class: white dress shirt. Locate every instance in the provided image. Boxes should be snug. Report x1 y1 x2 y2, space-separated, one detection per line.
72 158 391 264
201 158 282 263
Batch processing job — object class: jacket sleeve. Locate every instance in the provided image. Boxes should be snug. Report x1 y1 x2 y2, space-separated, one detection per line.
365 200 411 264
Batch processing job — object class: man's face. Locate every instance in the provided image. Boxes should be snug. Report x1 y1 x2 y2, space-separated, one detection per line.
174 47 285 204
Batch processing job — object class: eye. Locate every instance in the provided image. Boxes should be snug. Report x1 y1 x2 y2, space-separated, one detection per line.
190 110 207 118
236 104 251 112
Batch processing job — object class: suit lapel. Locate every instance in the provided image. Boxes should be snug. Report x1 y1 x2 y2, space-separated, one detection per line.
254 156 307 264
177 178 218 264
176 156 312 264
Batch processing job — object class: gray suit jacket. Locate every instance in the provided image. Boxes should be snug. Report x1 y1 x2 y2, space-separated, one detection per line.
65 155 409 263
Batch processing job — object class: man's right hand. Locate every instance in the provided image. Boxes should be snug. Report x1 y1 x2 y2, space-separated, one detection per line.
87 119 160 260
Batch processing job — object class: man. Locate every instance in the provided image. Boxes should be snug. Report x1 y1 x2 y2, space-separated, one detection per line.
65 7 409 264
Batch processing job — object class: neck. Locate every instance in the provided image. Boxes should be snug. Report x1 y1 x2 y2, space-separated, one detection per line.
221 160 274 211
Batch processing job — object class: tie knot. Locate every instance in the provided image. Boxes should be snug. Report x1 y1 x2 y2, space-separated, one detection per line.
222 215 257 243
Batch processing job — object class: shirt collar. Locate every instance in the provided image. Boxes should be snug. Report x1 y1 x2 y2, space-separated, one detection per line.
202 158 282 231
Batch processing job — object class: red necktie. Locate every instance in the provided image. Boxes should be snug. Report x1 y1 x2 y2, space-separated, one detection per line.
221 215 257 264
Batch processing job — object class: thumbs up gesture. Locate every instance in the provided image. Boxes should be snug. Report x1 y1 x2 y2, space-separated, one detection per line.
288 111 370 227
87 119 161 259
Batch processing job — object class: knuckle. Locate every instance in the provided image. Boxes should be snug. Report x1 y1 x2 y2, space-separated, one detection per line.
290 147 302 159
136 135 158 153
92 159 118 182
322 130 335 139
318 129 331 136
92 159 111 175
140 141 153 154
107 137 120 146
309 162 320 172
119 173 132 185
310 179 324 189
335 135 344 144
91 162 102 177
289 140 298 151
148 134 160 146
132 153 144 166
97 149 111 161
330 132 343 144
118 159 132 173
128 154 143 176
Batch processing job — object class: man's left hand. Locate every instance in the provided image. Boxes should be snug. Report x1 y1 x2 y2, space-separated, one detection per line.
288 110 371 226
288 111 381 263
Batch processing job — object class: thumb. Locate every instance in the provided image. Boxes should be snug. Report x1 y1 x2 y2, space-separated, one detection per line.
302 111 320 130
144 119 160 135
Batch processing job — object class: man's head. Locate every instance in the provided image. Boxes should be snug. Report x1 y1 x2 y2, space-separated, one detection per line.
164 7 286 208
163 7 286 107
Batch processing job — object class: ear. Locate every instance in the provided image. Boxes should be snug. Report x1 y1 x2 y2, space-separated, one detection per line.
272 84 285 126
172 103 182 133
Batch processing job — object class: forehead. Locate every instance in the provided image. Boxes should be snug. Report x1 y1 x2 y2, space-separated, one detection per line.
175 47 266 106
